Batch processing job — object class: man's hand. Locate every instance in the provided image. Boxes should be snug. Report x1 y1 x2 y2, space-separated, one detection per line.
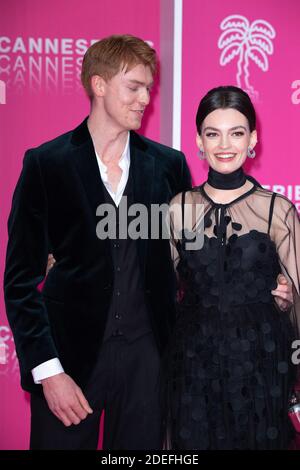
46 254 56 275
41 373 93 426
272 274 293 312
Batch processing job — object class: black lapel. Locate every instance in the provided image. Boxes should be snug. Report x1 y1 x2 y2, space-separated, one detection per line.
130 131 155 278
70 118 112 265
71 118 106 213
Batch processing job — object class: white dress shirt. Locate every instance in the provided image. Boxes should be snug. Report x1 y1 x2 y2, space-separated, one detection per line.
32 133 131 383
95 132 130 207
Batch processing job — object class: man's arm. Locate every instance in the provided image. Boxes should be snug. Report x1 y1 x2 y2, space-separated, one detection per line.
4 151 92 426
4 150 58 372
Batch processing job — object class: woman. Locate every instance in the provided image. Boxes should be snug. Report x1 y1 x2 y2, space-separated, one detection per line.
167 86 300 450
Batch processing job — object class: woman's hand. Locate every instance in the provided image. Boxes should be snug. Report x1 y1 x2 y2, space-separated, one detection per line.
272 274 293 311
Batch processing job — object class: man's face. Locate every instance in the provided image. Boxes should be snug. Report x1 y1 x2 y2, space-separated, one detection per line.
101 64 154 132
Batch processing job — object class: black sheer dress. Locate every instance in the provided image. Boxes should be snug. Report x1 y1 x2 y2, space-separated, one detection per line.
167 182 300 450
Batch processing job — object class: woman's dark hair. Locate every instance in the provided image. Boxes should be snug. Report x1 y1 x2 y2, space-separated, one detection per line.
196 86 256 134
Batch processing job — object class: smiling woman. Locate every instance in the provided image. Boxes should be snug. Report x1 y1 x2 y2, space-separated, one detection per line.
198 110 256 170
166 86 300 450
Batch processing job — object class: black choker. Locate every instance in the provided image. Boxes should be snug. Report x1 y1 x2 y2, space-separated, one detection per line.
207 168 247 190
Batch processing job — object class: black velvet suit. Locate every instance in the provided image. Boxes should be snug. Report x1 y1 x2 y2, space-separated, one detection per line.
4 118 191 396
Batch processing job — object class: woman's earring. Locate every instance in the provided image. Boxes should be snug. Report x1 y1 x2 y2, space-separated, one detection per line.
198 149 206 160
247 147 256 159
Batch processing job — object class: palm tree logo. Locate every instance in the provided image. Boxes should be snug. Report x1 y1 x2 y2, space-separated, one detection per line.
218 14 276 99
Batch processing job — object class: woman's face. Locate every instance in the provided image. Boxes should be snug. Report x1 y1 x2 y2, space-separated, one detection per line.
196 108 257 174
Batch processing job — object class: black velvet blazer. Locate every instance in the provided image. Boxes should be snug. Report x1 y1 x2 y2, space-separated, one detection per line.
4 118 191 392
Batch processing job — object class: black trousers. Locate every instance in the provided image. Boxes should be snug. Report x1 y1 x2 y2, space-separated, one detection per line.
30 333 163 450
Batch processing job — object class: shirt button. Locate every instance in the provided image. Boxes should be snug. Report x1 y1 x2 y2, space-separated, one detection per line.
116 291 121 296
113 328 123 336
115 313 122 320
116 266 121 272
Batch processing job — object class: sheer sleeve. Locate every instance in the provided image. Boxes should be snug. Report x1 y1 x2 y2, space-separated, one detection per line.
272 197 300 338
169 193 183 271
169 190 205 279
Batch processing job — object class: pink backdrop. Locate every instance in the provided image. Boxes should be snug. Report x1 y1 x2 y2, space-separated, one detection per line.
0 0 160 450
1 0 300 450
181 0 300 213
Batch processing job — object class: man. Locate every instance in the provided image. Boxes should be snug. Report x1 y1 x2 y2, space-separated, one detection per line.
4 35 292 450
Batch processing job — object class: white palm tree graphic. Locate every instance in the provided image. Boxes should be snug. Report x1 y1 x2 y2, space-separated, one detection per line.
218 14 276 99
